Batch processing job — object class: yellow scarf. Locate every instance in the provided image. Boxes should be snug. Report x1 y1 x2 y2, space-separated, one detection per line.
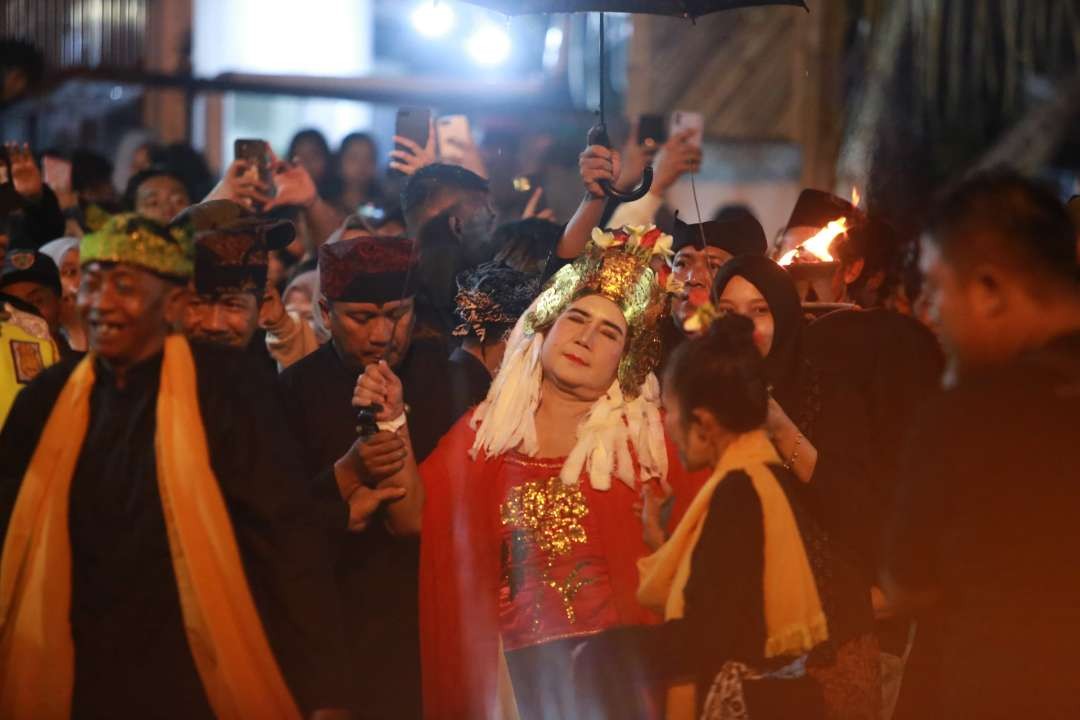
637 430 829 720
0 335 300 720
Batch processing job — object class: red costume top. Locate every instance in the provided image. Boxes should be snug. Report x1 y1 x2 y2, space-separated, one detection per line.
419 412 706 718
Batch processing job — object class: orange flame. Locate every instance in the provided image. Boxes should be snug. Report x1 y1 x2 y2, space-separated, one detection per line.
778 217 849 266
851 186 861 207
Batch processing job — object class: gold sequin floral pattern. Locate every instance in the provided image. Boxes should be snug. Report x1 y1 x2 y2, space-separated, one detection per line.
502 476 588 556
502 476 594 623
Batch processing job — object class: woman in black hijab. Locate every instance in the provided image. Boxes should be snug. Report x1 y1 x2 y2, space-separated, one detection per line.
711 256 877 575
710 255 882 718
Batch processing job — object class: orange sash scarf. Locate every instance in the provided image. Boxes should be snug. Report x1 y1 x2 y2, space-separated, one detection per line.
637 430 829 720
0 335 300 720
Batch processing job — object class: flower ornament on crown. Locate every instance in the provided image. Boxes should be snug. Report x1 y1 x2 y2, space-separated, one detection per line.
589 225 674 259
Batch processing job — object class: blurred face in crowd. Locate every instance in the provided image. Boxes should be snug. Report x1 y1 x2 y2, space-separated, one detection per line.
293 138 329 184
322 296 415 372
340 139 376 188
715 275 774 357
541 294 628 401
918 240 1003 380
283 285 314 325
57 247 81 301
131 143 153 176
79 261 187 372
183 291 260 349
80 180 118 208
661 378 713 472
136 175 190 225
55 247 82 326
3 280 61 335
443 191 498 267
670 246 732 332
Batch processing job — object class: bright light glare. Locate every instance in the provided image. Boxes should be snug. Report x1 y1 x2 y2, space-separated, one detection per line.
467 25 512 66
411 2 455 38
542 26 563 69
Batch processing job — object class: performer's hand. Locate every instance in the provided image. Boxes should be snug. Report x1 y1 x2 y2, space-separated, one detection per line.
345 484 407 532
352 360 405 421
5 142 43 199
579 144 621 199
637 482 673 551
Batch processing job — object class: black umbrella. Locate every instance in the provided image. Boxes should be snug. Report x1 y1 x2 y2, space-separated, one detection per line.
460 0 807 200
463 1 805 18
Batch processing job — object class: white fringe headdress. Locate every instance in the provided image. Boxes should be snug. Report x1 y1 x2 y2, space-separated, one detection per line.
470 225 674 490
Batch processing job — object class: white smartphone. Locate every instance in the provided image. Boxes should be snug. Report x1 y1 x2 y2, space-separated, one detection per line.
436 115 472 163
670 110 705 148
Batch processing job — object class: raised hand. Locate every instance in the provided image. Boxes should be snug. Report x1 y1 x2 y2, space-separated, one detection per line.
521 187 556 221
389 116 437 176
265 152 317 211
579 144 622 199
204 158 273 210
5 142 43 199
651 128 703 195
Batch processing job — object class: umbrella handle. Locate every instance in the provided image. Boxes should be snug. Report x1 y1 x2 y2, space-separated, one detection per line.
587 124 653 203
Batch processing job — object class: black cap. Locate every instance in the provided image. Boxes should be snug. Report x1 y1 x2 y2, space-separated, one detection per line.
172 199 296 249
0 248 61 296
672 214 767 256
785 189 866 232
176 200 296 296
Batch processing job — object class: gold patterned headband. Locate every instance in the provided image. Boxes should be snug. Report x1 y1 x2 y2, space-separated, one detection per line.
81 213 195 279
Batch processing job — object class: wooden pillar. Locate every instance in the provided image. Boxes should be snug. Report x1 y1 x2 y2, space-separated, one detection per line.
794 0 847 192
142 0 192 143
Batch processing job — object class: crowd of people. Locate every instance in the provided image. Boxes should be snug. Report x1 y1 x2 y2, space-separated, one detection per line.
0 112 1078 720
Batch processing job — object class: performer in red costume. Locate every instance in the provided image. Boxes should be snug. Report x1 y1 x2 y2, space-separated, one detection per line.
351 225 699 719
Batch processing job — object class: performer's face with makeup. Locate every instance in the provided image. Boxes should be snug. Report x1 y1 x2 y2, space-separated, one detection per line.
541 294 628 399
78 261 188 372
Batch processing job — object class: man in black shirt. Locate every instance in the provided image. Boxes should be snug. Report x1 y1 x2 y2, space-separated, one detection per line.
401 163 497 340
883 172 1080 719
279 233 455 719
176 200 294 373
0 213 347 717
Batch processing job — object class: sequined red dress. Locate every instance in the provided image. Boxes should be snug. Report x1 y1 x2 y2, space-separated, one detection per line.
419 412 700 719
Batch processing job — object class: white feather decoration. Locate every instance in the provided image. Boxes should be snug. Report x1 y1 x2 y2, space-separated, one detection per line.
471 322 669 491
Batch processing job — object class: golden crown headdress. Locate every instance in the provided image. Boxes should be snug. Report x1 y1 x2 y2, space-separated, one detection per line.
524 225 674 397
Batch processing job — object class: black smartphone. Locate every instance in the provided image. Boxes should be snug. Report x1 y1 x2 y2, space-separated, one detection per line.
390 107 432 178
637 114 667 146
234 138 274 188
396 107 431 150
